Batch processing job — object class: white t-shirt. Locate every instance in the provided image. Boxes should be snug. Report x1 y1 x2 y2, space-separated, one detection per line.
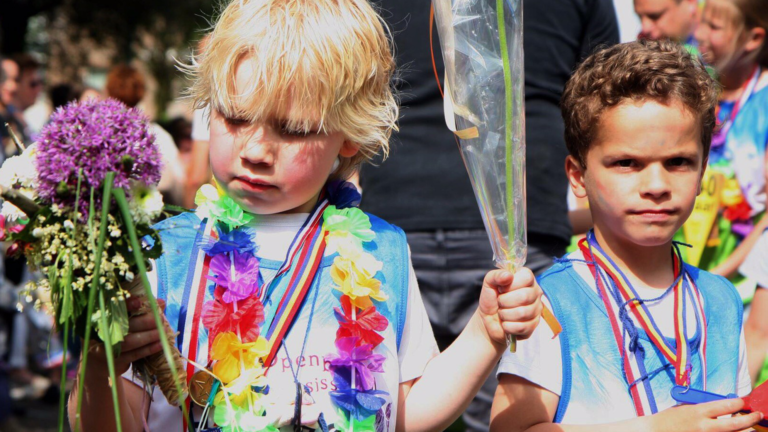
499 252 751 418
740 230 768 289
125 213 438 431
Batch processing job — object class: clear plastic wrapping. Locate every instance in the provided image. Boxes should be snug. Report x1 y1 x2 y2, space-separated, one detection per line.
433 0 526 271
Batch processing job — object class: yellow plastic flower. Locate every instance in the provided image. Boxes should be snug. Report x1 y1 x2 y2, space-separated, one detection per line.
211 332 269 384
331 253 387 308
721 178 744 207
214 367 268 407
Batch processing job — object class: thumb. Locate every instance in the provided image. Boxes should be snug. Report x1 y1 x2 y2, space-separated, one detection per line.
479 269 514 315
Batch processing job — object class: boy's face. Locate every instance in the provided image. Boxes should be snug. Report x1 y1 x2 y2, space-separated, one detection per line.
566 99 706 249
208 60 358 215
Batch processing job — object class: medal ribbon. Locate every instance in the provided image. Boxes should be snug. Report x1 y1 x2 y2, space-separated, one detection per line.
578 233 706 415
715 66 761 142
261 198 329 368
177 216 218 431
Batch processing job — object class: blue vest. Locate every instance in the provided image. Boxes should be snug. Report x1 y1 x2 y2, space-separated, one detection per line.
539 260 742 424
148 211 411 366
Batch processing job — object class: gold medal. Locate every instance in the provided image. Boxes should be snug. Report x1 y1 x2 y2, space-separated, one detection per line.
189 370 215 406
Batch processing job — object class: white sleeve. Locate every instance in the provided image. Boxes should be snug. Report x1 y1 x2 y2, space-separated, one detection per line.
737 326 752 397
192 107 210 141
497 295 563 396
397 248 440 383
740 230 768 289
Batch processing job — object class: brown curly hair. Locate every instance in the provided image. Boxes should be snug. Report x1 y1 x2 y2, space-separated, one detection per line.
561 39 719 168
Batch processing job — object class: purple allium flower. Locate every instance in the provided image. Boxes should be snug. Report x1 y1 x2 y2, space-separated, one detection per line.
35 99 162 218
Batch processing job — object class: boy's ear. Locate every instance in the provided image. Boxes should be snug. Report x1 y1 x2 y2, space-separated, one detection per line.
565 155 588 199
339 140 359 158
745 27 766 56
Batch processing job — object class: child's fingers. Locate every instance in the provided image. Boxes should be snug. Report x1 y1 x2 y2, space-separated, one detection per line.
715 411 763 432
128 313 160 333
120 341 164 364
484 270 514 293
498 286 542 309
497 301 542 324
699 398 746 418
501 318 540 339
121 329 161 353
510 268 535 290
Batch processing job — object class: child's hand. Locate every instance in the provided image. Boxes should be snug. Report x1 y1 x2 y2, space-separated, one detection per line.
87 297 166 375
649 398 762 432
478 268 543 347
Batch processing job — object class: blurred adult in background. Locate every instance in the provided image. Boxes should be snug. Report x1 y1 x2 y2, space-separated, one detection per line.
0 57 22 157
635 0 699 43
105 64 185 206
10 54 41 113
10 54 44 143
163 116 193 174
361 1 618 430
49 83 82 112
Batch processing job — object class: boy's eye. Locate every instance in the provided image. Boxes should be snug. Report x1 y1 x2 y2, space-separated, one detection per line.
279 124 314 138
614 159 636 168
668 157 692 167
224 116 249 127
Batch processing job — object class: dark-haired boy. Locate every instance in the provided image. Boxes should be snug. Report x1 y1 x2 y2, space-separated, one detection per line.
490 39 762 431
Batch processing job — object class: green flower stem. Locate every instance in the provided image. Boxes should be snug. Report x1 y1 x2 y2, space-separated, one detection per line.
74 172 114 432
112 187 192 431
97 289 123 432
497 0 517 353
58 318 69 432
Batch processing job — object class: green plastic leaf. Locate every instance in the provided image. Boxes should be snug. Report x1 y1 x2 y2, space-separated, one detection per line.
334 409 376 432
323 206 375 242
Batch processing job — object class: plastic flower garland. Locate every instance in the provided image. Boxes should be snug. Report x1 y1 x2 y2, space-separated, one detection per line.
195 181 390 431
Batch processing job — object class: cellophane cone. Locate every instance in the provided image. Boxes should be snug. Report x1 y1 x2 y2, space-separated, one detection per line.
124 278 188 406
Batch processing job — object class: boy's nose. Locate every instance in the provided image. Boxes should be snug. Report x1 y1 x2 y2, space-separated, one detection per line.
239 127 276 166
640 167 671 198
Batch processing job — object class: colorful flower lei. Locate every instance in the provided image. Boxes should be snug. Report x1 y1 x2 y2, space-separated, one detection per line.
195 180 389 431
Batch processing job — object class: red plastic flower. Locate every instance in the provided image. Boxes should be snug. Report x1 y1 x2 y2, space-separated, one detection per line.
724 201 752 222
202 286 265 343
334 295 388 348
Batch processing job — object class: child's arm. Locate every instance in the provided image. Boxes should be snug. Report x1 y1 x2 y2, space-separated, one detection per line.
491 374 762 432
68 297 165 432
745 287 768 383
396 268 542 432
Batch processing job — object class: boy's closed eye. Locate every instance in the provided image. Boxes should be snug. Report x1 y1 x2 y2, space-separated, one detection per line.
222 115 320 139
277 122 318 138
223 115 250 127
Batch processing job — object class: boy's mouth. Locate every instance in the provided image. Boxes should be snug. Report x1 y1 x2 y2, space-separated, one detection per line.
629 208 677 221
234 176 277 193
